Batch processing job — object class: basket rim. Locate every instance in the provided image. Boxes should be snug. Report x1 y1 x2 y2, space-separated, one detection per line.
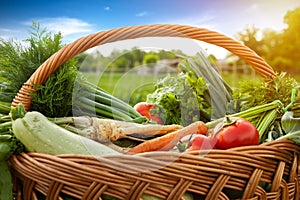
7 24 300 200
11 24 276 111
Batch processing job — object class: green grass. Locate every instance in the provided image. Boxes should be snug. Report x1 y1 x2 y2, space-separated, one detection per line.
221 71 260 89
81 71 300 106
82 72 166 105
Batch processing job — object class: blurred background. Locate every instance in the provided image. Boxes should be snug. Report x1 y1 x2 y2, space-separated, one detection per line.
1 0 300 105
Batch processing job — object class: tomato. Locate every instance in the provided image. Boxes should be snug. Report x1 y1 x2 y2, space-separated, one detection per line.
214 117 259 150
186 135 216 151
133 102 156 120
150 115 163 124
134 102 164 124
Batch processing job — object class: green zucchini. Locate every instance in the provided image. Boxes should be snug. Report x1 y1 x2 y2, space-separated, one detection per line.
12 111 120 156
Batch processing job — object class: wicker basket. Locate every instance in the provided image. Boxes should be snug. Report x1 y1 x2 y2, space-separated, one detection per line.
8 24 300 200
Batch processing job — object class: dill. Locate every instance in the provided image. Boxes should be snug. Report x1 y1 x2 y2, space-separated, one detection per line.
0 22 79 117
233 72 300 115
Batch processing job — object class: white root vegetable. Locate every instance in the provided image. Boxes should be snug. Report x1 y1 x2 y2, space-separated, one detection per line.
70 117 182 142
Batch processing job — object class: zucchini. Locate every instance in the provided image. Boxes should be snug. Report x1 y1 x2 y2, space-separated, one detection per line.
12 111 120 156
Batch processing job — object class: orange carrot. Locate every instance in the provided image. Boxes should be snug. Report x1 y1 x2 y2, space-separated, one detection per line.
127 121 208 154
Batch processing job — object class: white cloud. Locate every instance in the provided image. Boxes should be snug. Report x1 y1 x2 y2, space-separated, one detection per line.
246 3 258 12
239 2 298 32
0 28 23 41
104 6 111 11
174 16 217 30
22 17 94 37
0 28 20 33
20 17 98 43
148 15 230 59
135 11 148 17
1 18 98 47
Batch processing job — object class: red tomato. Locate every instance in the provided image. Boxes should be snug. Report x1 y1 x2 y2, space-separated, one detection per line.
186 135 216 151
215 117 259 150
133 102 156 120
150 115 163 124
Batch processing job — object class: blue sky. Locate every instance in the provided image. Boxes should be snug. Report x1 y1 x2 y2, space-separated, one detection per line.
1 0 300 58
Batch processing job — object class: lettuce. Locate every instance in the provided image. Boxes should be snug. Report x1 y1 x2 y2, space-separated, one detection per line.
147 72 211 126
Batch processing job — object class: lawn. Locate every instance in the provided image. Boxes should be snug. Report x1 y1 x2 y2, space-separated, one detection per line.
81 70 300 107
82 71 165 105
81 70 271 106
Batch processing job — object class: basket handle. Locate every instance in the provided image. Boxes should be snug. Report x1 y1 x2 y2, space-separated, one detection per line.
12 24 275 111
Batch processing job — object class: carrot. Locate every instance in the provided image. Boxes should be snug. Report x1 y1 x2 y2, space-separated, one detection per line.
127 121 208 154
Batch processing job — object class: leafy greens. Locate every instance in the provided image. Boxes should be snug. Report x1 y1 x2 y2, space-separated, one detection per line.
147 53 233 126
147 72 211 126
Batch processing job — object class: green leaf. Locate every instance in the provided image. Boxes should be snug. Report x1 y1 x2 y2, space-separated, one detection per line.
281 111 300 134
147 70 211 125
277 111 300 144
10 104 27 120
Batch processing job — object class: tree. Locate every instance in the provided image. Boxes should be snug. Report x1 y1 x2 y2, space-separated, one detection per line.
235 25 265 57
143 53 159 67
157 49 176 60
281 7 300 71
131 47 146 64
234 7 300 74
112 56 130 71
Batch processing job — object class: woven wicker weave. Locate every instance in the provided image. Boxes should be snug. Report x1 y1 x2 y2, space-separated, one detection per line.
9 24 299 200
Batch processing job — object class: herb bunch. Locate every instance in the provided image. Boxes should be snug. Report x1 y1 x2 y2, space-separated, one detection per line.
233 72 300 116
0 22 144 122
0 22 78 117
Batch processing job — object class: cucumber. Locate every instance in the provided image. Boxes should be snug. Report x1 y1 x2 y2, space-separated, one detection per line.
12 111 120 156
